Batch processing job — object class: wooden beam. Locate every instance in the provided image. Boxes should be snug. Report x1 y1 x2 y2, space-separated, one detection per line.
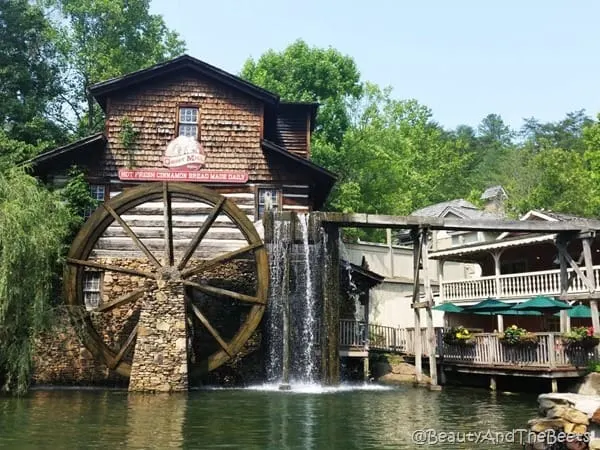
556 241 595 292
411 301 434 309
558 234 570 333
422 229 438 387
317 212 599 233
582 238 600 332
412 230 422 384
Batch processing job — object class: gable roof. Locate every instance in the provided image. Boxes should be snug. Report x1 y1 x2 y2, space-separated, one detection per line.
25 133 106 167
261 139 336 209
496 209 600 240
89 54 279 111
412 199 501 220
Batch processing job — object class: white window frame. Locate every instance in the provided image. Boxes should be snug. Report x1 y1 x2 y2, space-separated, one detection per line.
257 188 281 219
83 271 102 310
84 184 106 218
178 106 199 138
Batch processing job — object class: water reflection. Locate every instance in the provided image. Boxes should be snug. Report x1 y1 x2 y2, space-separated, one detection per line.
0 386 538 450
126 394 186 449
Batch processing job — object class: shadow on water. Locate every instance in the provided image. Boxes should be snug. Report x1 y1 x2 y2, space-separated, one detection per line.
0 386 538 449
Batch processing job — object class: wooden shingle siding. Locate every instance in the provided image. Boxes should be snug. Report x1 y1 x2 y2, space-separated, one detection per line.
275 109 309 159
105 71 276 181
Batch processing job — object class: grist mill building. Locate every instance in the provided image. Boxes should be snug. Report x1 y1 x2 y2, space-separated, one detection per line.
28 55 339 389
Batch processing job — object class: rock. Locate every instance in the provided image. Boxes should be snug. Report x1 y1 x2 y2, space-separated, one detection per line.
538 393 600 418
592 408 600 425
528 418 567 432
175 338 186 351
576 373 600 396
572 424 587 434
547 405 589 425
590 439 600 450
156 321 170 332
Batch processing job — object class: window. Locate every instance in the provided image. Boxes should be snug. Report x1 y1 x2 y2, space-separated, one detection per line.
257 188 281 219
83 271 102 309
84 184 106 218
178 106 199 138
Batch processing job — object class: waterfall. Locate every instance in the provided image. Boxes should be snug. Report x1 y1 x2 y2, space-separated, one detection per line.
339 242 362 322
265 218 288 382
294 213 318 383
264 213 322 385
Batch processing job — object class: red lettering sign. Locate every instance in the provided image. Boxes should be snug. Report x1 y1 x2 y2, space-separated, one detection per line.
118 168 249 183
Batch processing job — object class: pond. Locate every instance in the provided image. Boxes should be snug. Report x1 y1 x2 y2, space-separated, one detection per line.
0 384 537 449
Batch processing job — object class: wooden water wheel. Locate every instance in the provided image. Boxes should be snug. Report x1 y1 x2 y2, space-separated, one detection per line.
64 183 268 377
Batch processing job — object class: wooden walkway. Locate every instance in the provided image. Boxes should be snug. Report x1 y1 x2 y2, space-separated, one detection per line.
338 321 596 379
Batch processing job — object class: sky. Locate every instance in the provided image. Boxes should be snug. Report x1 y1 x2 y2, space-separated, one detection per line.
150 0 600 131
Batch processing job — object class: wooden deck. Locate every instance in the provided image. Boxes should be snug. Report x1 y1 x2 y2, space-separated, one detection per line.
338 321 596 379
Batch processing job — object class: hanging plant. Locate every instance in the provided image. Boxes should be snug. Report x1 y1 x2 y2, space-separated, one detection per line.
562 327 600 349
499 325 538 348
443 326 476 346
119 117 140 169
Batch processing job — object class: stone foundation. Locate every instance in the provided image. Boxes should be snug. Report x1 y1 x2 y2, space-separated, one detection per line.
129 283 188 392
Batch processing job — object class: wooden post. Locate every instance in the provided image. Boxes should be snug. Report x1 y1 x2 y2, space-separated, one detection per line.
437 259 445 304
411 229 422 384
558 234 569 333
386 228 394 278
496 314 504 333
583 237 600 332
489 375 497 391
548 333 556 368
492 250 503 298
321 223 340 385
421 229 438 388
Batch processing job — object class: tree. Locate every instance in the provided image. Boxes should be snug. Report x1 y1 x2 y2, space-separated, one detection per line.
0 168 75 394
0 0 65 149
520 110 591 153
241 39 362 147
45 0 186 134
321 84 470 216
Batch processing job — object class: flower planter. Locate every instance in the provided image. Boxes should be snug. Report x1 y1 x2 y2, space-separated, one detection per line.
563 336 600 350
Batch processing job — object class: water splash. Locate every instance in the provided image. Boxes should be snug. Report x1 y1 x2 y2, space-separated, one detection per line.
242 383 393 394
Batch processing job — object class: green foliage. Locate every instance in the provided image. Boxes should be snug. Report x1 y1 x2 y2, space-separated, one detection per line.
59 167 97 228
587 360 600 373
562 326 600 349
0 168 75 394
443 326 475 346
241 39 362 147
0 0 66 146
499 325 538 347
119 117 139 168
44 0 186 134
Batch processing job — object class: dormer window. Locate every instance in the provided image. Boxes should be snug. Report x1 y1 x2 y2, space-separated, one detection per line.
178 106 199 138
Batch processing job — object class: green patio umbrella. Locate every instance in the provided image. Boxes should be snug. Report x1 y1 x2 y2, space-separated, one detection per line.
432 302 464 313
510 296 571 313
552 304 591 318
465 298 511 313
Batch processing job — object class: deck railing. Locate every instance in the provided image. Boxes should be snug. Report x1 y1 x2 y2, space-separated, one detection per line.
441 265 600 302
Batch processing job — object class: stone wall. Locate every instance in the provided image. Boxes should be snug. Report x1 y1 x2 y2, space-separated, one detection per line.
129 282 188 392
32 257 262 388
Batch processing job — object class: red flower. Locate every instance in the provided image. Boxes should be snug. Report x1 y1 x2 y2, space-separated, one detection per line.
587 327 594 336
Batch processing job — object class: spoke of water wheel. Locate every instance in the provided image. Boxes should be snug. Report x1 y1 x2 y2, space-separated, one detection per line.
188 301 233 357
66 258 155 279
162 182 174 266
103 203 162 269
177 197 226 271
109 324 139 369
181 242 263 279
95 287 146 313
183 280 264 305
